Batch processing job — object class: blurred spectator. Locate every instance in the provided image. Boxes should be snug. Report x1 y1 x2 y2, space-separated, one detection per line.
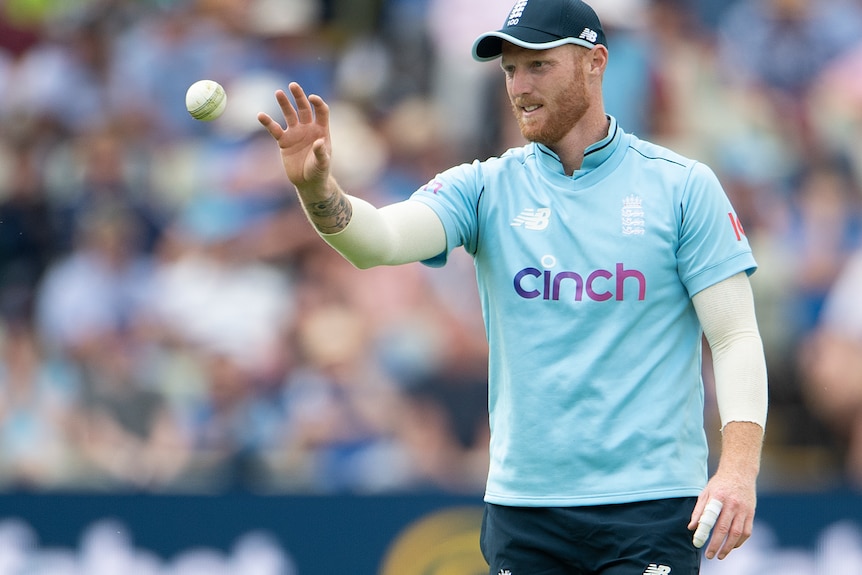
242 0 336 108
648 0 795 180
717 0 862 97
807 38 862 185
395 363 490 494
142 192 295 379
0 4 135 136
0 138 59 323
34 202 153 362
373 96 451 202
50 125 167 253
800 250 862 487
778 156 862 341
0 321 80 489
73 333 191 491
426 0 504 156
180 350 286 492
715 0 862 150
749 156 862 488
266 240 488 494
377 0 434 104
593 0 657 138
274 300 411 493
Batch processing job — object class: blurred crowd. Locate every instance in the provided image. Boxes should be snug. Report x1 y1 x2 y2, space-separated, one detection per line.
0 0 862 495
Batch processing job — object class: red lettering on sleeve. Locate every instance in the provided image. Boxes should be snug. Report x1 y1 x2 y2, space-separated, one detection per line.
424 180 443 195
728 212 745 241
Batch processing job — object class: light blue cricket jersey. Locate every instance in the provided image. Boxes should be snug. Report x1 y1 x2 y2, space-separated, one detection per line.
410 117 757 506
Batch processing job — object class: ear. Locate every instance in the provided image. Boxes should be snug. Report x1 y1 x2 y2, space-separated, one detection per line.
589 45 609 76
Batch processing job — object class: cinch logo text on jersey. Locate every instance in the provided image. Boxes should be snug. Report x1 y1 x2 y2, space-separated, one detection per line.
514 263 646 301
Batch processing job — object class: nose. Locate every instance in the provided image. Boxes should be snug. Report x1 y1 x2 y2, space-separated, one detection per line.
507 67 532 98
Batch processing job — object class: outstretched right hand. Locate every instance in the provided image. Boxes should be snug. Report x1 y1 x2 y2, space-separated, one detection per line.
258 82 332 192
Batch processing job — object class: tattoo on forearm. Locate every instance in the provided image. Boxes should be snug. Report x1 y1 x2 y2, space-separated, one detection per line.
306 193 353 234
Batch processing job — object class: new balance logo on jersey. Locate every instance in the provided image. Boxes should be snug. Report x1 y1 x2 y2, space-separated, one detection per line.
511 207 551 230
643 564 671 575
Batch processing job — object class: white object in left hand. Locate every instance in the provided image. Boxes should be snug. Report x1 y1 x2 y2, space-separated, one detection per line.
693 499 723 549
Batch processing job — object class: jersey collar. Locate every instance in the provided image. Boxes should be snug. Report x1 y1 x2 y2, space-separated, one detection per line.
535 115 621 179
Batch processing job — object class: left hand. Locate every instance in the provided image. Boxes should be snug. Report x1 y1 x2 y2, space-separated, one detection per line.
688 466 757 560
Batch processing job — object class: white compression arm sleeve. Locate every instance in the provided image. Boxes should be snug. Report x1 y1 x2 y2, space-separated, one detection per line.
692 272 768 429
320 195 447 268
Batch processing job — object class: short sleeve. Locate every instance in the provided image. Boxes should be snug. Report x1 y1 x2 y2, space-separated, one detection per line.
409 160 484 267
677 162 757 296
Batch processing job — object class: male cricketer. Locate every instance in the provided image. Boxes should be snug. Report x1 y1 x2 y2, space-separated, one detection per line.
258 0 768 573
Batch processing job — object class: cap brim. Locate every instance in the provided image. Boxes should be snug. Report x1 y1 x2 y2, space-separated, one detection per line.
471 29 597 62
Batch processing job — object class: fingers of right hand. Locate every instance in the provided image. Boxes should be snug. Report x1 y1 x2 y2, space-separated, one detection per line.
292 86 314 124
257 113 286 141
308 94 330 127
273 90 299 127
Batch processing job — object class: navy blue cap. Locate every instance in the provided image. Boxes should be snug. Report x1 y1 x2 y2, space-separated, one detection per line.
472 0 606 61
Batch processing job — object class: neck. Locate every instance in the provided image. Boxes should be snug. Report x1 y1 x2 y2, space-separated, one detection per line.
549 109 610 175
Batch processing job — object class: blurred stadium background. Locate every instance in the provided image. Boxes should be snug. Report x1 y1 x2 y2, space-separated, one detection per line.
0 0 861 572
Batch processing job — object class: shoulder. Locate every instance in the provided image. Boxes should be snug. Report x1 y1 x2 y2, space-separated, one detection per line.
622 134 723 188
480 143 536 169
623 133 697 170
434 144 536 186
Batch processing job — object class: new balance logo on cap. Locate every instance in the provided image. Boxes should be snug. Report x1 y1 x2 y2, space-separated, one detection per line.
579 28 598 43
643 564 671 575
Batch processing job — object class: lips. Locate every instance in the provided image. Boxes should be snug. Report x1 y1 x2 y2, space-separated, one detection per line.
517 103 543 121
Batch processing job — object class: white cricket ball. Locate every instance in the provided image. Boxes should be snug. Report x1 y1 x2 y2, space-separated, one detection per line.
186 79 227 121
